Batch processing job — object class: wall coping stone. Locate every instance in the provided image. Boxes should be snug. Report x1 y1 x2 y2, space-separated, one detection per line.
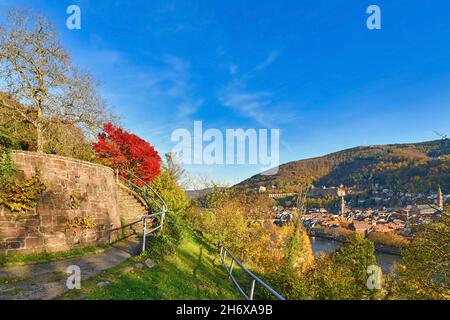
11 150 114 173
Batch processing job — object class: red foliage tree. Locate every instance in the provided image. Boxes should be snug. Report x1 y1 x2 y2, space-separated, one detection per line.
93 123 161 185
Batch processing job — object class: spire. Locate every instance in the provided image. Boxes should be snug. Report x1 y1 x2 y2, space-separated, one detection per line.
340 195 346 215
437 185 444 211
338 184 346 215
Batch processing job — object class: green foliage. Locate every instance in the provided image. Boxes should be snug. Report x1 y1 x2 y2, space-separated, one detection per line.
142 211 184 262
266 234 382 300
0 245 105 267
0 170 47 213
66 215 96 230
142 169 189 261
261 266 309 300
0 146 46 216
68 191 82 209
286 214 314 273
202 185 235 209
391 215 450 300
62 226 241 300
150 170 189 214
0 126 16 149
0 147 15 186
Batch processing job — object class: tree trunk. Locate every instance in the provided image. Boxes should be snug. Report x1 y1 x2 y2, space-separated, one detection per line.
36 121 44 153
36 102 44 153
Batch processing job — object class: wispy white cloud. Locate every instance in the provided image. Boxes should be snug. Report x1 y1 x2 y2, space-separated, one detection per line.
220 90 271 125
253 51 278 71
219 52 297 127
75 45 203 144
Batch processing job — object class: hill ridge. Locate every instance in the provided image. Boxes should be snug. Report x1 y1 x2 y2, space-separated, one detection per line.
236 139 450 193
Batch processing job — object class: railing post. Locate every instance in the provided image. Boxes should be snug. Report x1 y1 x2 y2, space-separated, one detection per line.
142 218 147 252
229 259 235 278
249 279 256 300
160 210 166 232
218 246 286 300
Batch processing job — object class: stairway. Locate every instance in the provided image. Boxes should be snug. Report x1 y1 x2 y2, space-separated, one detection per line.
116 184 149 226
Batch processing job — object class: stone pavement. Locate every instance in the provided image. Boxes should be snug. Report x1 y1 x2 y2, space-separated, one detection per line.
0 238 141 300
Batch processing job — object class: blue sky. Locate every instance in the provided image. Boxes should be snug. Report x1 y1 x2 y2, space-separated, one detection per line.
1 0 450 186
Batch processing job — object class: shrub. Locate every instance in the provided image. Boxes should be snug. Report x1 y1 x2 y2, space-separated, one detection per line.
0 148 47 214
267 234 383 300
0 147 15 186
367 231 409 247
392 215 450 300
142 211 184 261
0 172 47 213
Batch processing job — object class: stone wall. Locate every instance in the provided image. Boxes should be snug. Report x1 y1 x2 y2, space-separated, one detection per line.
0 151 122 255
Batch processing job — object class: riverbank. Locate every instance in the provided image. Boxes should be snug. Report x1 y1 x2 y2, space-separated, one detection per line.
309 229 402 255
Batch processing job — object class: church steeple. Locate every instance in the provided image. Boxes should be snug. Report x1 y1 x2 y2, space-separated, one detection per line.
340 195 346 215
338 184 346 215
437 185 444 211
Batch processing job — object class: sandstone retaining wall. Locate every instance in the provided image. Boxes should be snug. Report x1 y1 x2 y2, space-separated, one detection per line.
0 151 122 255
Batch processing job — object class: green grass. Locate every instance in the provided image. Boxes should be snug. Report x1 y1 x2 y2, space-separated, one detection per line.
1 287 23 296
61 226 242 300
0 276 29 285
0 245 106 267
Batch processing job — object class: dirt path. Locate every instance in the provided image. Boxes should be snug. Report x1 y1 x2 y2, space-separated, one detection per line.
0 239 141 300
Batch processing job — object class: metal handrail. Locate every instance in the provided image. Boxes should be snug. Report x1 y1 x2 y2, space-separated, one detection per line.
141 211 165 252
107 219 142 243
119 170 167 212
219 245 286 300
115 169 168 252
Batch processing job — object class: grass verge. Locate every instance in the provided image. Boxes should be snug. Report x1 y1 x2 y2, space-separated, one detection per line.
61 226 242 300
0 245 106 267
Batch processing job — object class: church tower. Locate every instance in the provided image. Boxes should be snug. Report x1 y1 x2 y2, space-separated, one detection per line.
340 195 346 215
437 185 444 211
338 184 346 215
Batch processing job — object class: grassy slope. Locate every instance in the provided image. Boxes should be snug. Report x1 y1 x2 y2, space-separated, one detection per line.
62 226 241 300
0 245 107 267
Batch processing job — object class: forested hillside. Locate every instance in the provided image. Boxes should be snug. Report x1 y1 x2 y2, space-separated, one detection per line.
237 140 450 193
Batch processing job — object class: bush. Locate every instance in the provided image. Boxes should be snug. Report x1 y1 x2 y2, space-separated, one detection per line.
392 215 450 300
142 211 184 261
0 127 16 149
262 266 309 300
267 234 383 300
0 147 15 186
0 147 47 214
367 231 409 247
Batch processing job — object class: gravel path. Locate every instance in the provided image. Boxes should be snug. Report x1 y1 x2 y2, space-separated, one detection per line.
0 239 141 300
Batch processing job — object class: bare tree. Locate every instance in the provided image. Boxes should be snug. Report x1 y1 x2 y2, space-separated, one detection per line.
164 152 187 184
0 9 115 152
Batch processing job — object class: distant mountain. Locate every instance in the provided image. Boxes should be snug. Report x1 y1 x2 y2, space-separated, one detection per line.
236 139 450 193
186 188 215 200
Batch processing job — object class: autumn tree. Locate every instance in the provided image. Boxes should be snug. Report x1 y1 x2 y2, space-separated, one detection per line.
286 187 314 274
163 152 187 186
93 123 161 184
391 214 450 300
266 234 381 300
0 10 115 153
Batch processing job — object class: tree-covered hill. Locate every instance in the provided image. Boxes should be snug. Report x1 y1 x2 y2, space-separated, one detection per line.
236 139 450 193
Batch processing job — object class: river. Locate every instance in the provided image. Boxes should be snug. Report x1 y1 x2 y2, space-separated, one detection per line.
309 236 401 274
